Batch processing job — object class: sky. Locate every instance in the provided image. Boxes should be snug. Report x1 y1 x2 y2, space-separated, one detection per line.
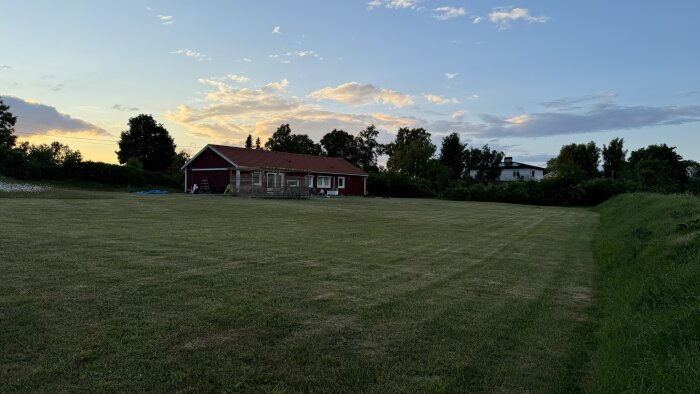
1 0 699 166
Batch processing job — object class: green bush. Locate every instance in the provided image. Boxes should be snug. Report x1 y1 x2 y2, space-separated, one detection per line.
367 172 433 198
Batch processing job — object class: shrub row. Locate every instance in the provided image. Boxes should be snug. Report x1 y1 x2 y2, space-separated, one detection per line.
443 178 632 206
367 172 434 198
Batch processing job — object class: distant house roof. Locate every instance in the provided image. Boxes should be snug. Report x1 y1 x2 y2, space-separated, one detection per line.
184 144 367 176
501 161 546 171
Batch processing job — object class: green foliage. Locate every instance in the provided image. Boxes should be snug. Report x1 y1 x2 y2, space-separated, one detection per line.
438 132 464 180
355 124 382 172
117 114 176 172
548 141 600 179
264 124 322 155
627 144 688 192
589 194 700 392
367 171 433 198
602 137 626 177
0 96 18 149
75 161 181 188
464 145 504 182
320 129 360 165
386 127 436 177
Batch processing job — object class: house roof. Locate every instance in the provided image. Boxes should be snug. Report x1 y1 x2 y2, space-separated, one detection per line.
501 161 546 171
185 144 368 176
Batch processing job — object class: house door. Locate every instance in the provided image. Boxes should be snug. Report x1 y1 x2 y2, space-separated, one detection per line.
266 172 282 191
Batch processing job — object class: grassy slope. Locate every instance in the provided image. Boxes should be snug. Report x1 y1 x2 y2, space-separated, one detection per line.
589 194 700 393
0 193 598 393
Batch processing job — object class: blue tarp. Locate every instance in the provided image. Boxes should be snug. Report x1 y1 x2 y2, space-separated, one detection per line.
135 190 169 195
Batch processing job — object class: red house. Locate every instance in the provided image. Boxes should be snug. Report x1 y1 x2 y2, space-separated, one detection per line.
181 144 368 196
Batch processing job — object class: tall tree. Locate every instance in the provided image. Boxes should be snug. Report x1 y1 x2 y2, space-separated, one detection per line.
117 114 176 172
547 141 600 179
355 124 383 172
628 144 687 192
464 145 504 182
439 132 465 180
602 137 626 178
255 137 261 149
245 134 253 149
321 129 359 164
264 124 321 155
386 127 436 178
0 97 17 149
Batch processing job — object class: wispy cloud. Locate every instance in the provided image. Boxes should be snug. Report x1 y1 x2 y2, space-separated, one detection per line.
540 91 617 111
424 94 459 105
433 6 466 21
172 48 211 61
489 7 549 30
112 104 139 112
242 57 252 63
0 64 10 70
309 82 414 108
675 90 698 98
367 0 420 11
3 96 110 137
226 74 250 83
445 72 458 80
272 25 281 34
269 50 322 63
157 14 175 25
472 16 482 24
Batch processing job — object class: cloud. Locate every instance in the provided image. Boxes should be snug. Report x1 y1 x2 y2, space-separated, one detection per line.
0 64 10 70
3 96 110 137
433 103 700 139
172 48 211 61
368 0 420 10
445 72 459 80
227 74 250 83
272 26 281 34
268 50 322 63
242 57 252 63
424 94 459 105
489 7 549 30
451 110 466 121
675 90 698 98
472 16 482 24
308 82 414 108
433 6 466 20
165 78 411 146
112 104 139 111
157 14 175 25
540 91 617 111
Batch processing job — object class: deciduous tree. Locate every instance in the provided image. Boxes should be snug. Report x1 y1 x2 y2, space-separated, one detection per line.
386 127 436 178
439 132 465 180
602 137 626 178
117 114 176 172
264 124 321 155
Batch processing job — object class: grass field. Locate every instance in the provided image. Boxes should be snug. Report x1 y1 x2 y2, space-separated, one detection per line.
1 190 599 392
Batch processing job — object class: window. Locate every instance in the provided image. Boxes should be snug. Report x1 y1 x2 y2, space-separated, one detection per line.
337 176 345 189
306 175 314 188
317 176 331 188
531 170 535 177
252 171 262 186
287 180 299 187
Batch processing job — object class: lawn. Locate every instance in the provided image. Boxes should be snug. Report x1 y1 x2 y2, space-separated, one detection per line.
1 191 598 392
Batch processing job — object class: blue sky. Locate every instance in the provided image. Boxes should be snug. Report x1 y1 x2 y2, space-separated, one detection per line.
1 0 699 164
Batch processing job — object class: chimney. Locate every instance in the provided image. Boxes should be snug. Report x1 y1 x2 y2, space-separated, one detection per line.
504 157 513 164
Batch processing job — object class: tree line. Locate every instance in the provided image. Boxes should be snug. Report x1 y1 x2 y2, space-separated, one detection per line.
1 95 699 202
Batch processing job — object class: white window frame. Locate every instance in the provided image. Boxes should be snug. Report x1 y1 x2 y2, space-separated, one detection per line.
317 175 331 188
252 171 262 186
337 176 345 189
287 179 300 187
306 175 314 188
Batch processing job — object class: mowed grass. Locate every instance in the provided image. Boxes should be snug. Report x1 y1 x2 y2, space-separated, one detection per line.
1 192 598 393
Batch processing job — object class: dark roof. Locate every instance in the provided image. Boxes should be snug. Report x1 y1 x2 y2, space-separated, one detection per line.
199 144 367 176
501 161 546 171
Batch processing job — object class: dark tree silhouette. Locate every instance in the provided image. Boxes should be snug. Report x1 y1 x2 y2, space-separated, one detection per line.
602 137 626 178
321 129 359 164
386 127 436 177
0 97 18 149
255 137 261 149
464 145 504 182
264 124 321 155
547 141 600 179
356 125 383 172
439 132 465 180
117 114 176 172
245 134 253 149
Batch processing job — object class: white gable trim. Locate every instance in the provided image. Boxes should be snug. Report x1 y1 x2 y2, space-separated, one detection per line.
181 144 238 171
